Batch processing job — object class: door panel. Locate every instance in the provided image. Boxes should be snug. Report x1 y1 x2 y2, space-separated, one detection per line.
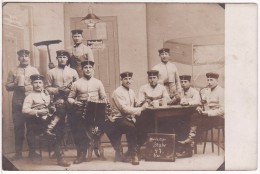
70 16 119 101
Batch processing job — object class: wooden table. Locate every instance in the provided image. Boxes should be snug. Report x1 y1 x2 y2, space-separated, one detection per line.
145 105 197 133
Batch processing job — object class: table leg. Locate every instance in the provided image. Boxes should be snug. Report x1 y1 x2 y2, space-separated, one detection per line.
155 116 158 133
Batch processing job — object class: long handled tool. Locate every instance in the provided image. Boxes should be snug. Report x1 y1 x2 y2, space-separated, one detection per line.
33 40 62 69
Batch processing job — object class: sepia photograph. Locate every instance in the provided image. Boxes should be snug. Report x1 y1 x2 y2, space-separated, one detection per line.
1 1 258 172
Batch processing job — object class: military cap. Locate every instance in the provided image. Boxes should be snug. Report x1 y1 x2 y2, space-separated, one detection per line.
30 74 44 81
71 29 83 35
147 70 159 77
158 48 170 54
206 72 219 79
56 50 70 58
81 60 95 68
120 72 133 79
17 49 30 56
180 75 191 81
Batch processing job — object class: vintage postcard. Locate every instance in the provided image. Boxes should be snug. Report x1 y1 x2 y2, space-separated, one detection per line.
1 1 258 173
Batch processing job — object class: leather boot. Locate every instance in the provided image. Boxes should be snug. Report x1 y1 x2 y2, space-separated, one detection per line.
176 144 193 158
178 126 197 146
73 153 86 164
131 153 139 165
57 158 71 167
114 144 124 162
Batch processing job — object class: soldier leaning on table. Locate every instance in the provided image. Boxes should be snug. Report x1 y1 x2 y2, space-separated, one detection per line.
175 75 201 158
135 70 171 149
178 72 224 158
5 49 39 160
22 74 70 166
104 72 149 165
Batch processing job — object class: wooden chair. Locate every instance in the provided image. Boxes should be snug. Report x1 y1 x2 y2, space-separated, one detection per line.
36 134 56 158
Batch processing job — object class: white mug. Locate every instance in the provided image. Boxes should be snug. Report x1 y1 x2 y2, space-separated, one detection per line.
162 98 167 107
152 100 159 108
17 75 25 87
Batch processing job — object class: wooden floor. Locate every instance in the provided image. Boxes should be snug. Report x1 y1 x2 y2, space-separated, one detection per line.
3 143 224 171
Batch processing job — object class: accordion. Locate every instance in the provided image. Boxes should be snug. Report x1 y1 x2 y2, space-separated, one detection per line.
79 99 111 128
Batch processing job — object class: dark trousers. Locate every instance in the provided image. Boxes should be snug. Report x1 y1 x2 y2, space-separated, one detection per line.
68 112 89 157
105 117 138 154
26 114 65 161
190 113 224 134
12 103 26 155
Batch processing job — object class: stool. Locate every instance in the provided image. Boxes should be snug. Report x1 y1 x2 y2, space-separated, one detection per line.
203 128 214 154
37 134 56 158
215 125 224 155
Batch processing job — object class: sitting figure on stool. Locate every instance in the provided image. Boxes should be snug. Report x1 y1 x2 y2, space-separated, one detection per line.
104 72 148 165
22 74 70 166
178 72 224 157
176 75 201 158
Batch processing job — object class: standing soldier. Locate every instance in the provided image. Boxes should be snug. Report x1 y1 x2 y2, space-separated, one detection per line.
45 50 79 156
5 49 39 160
67 60 107 164
68 29 94 77
152 48 181 104
22 74 70 166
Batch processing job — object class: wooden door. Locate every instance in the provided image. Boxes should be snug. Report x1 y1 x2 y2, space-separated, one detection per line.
70 16 120 101
2 24 24 153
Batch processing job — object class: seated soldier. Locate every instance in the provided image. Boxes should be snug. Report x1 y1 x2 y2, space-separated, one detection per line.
105 72 148 165
22 74 70 166
176 75 201 158
136 70 171 150
178 72 224 158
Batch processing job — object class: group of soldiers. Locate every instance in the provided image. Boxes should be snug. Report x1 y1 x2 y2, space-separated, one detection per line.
5 29 224 167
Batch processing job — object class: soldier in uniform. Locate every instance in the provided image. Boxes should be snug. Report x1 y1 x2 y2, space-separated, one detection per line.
5 49 39 160
45 50 79 157
67 60 107 164
106 72 148 165
22 74 70 166
68 29 94 77
176 75 201 158
138 70 171 106
152 48 181 103
136 70 171 147
178 72 224 157
179 75 201 106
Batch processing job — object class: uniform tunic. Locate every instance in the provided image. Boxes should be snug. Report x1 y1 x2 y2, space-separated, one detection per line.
152 62 181 97
180 87 201 106
22 91 51 116
68 77 106 101
46 66 79 94
68 43 94 77
203 85 224 117
138 83 170 105
111 85 143 121
108 85 143 153
5 65 39 155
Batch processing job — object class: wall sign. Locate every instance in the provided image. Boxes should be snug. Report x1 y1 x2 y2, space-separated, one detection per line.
87 40 104 50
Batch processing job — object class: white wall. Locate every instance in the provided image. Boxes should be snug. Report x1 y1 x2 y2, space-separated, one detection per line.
3 3 65 77
147 3 225 74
